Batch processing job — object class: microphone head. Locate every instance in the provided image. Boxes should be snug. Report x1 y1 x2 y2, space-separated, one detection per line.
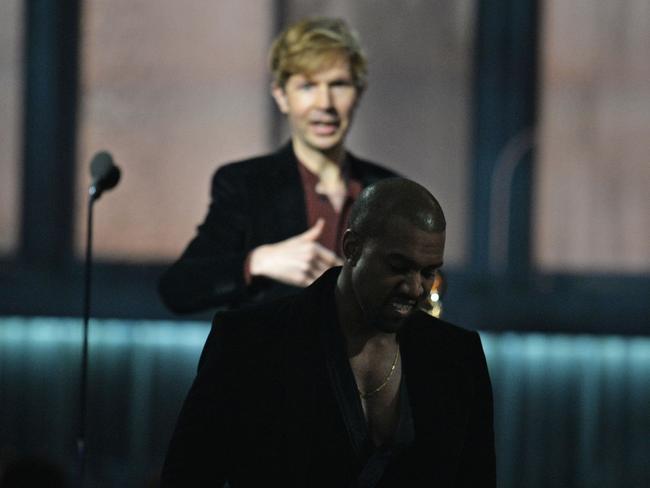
90 151 113 178
89 151 121 199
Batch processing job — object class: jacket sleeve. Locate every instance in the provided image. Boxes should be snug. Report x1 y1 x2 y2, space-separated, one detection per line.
455 331 497 487
158 166 252 313
160 318 235 486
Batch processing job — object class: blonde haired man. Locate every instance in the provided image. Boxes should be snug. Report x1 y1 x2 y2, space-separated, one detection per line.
159 18 397 313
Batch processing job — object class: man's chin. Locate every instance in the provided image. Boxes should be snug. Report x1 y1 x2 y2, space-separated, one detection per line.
304 132 346 150
369 315 409 334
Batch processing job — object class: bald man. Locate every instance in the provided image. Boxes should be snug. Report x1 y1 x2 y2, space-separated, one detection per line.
162 178 496 487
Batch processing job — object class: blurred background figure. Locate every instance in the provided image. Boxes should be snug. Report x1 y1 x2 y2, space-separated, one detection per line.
158 17 397 314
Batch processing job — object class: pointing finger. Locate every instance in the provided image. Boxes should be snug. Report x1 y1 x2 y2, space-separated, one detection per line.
298 218 325 241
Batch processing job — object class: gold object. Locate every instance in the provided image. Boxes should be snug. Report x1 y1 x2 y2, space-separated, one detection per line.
357 346 400 399
422 270 446 318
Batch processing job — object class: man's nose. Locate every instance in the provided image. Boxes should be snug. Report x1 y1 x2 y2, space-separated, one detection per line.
401 271 424 299
314 84 333 109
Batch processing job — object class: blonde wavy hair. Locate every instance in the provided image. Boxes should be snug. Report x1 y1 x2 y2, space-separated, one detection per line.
269 17 367 91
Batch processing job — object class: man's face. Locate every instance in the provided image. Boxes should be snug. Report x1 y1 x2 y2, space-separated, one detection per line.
347 217 445 333
272 58 360 155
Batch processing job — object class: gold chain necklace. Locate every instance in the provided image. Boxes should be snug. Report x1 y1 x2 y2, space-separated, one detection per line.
357 346 400 400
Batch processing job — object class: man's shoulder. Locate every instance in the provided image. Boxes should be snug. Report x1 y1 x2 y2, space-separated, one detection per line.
212 144 294 182
210 291 307 345
210 270 334 343
347 152 400 182
211 146 398 185
404 311 481 358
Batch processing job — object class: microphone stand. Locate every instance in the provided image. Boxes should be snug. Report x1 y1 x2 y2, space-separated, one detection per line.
78 186 98 486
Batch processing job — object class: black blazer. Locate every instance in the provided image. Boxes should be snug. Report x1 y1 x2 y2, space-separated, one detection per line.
158 143 397 313
161 268 496 487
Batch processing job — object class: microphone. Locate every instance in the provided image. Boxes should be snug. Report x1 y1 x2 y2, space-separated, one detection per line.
89 151 121 200
79 150 121 478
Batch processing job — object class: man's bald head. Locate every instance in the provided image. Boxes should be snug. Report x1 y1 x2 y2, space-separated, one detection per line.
338 178 446 334
348 178 446 241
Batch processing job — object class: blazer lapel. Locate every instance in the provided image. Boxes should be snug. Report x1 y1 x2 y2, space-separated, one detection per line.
280 300 322 484
266 143 309 239
315 286 368 458
281 269 359 483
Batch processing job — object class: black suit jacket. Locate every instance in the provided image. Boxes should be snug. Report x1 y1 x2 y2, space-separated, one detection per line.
161 268 496 487
158 143 397 313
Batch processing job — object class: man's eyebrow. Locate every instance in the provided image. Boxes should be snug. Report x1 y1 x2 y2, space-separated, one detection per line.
386 253 411 263
386 253 443 269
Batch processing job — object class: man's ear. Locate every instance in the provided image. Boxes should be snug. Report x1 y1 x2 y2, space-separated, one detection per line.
342 229 362 265
271 84 289 114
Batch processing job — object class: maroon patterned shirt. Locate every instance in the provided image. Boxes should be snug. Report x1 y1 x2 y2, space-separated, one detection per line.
244 160 362 284
296 161 362 256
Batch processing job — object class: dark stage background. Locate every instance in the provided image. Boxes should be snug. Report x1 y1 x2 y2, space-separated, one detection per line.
1 0 649 486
